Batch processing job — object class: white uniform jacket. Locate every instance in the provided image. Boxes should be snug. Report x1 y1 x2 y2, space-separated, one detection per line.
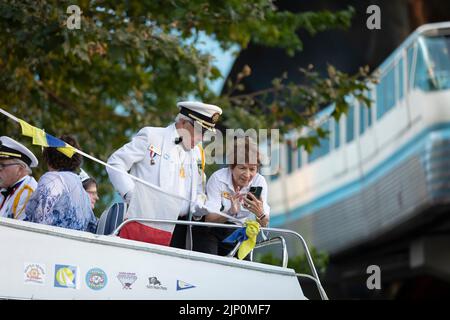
106 123 204 216
0 175 37 220
204 168 270 224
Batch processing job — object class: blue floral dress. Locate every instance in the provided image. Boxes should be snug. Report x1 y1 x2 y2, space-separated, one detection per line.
25 171 97 233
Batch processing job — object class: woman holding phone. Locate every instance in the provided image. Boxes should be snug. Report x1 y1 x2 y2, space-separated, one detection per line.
192 137 270 256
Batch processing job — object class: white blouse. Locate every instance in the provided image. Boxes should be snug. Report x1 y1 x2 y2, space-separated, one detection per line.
204 167 270 224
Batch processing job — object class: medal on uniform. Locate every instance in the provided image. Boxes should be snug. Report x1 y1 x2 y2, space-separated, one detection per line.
148 145 161 166
149 150 155 165
179 166 185 178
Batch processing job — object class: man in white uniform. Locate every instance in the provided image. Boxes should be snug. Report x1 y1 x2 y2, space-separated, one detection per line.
0 136 38 220
106 101 222 248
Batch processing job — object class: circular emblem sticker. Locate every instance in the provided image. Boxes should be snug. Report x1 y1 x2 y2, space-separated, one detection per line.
86 268 107 290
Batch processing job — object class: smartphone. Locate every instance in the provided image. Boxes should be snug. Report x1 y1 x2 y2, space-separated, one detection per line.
247 186 262 200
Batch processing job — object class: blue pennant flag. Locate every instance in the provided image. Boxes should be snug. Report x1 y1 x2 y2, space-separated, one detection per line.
223 227 248 244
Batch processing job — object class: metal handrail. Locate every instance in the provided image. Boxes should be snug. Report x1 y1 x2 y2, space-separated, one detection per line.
112 218 245 236
250 236 289 268
224 236 288 264
111 218 328 300
226 241 243 258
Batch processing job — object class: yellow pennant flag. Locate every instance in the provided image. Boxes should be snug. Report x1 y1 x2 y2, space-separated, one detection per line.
19 119 35 138
19 119 47 146
32 127 47 146
18 118 75 158
57 145 76 158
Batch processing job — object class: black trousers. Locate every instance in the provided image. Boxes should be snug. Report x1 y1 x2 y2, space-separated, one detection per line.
192 224 235 256
192 221 252 260
170 214 233 253
169 215 189 249
170 215 213 251
171 217 251 260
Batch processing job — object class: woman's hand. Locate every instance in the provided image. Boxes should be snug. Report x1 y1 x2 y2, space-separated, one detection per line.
229 186 243 216
244 193 268 227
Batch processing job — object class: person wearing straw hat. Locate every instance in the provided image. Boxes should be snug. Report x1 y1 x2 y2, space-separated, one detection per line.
106 101 222 248
0 136 38 220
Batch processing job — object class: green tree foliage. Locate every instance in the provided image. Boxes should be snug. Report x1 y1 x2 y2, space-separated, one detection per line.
255 247 329 276
0 0 376 213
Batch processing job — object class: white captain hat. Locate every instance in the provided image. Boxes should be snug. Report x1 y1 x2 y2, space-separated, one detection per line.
0 136 39 168
176 101 222 132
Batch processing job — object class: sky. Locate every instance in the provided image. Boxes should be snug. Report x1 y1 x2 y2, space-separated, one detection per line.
192 32 240 95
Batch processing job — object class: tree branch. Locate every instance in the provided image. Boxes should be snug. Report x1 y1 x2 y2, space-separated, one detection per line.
34 80 79 112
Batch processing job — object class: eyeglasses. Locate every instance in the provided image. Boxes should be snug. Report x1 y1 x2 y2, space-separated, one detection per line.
86 190 99 197
0 163 21 171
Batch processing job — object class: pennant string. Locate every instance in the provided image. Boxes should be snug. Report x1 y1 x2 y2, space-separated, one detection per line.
0 106 243 225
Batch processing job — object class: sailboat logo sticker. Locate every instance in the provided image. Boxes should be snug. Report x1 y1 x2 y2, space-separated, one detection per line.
176 280 195 291
54 265 78 289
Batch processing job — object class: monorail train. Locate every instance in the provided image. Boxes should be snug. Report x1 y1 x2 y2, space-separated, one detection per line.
266 22 450 255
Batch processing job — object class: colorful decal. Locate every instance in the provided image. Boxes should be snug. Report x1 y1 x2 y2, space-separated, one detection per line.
117 272 137 290
85 268 108 290
176 280 196 291
146 276 167 290
54 265 78 289
24 263 46 285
